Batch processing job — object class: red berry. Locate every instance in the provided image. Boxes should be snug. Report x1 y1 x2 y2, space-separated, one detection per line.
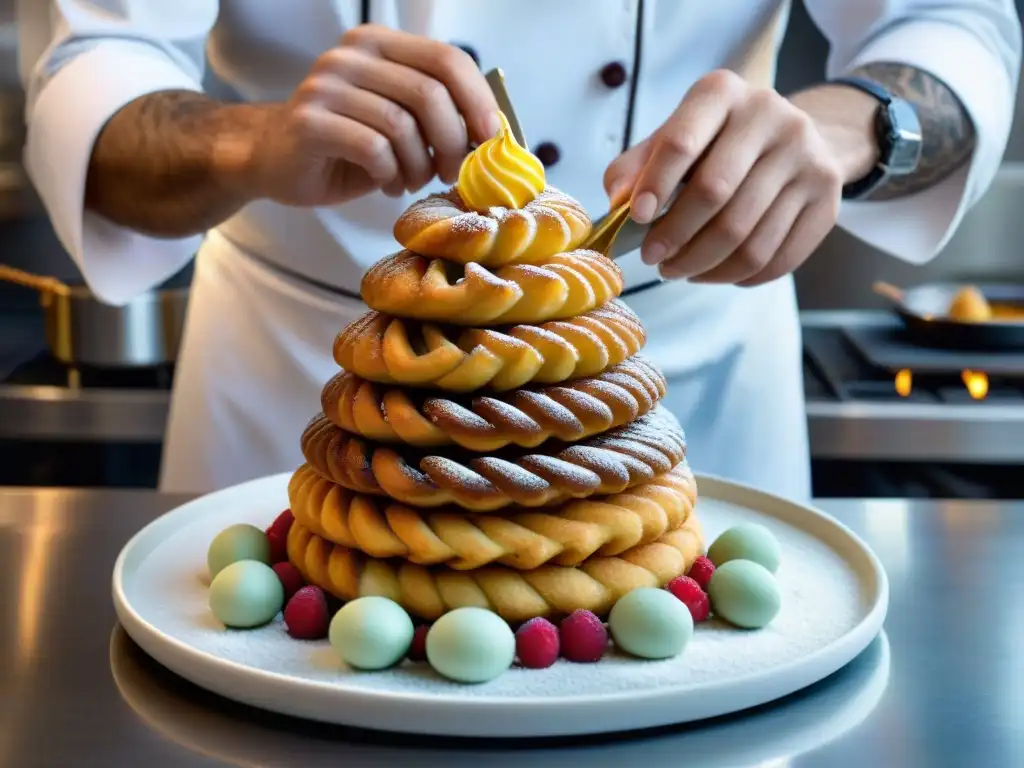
283 586 330 640
267 531 288 564
559 610 608 663
272 562 305 602
667 575 711 622
516 618 560 669
687 555 716 591
266 510 294 563
408 625 429 662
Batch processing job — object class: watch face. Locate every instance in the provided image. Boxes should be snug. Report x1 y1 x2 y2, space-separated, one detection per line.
885 100 923 175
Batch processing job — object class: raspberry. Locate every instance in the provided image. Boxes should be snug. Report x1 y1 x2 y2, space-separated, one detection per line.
408 625 429 662
515 617 560 669
667 575 711 622
266 510 294 563
559 610 608 663
272 561 304 602
687 555 716 591
283 586 330 640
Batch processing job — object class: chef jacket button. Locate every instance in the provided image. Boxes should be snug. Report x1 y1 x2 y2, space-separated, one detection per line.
600 61 629 88
454 43 480 67
535 142 561 168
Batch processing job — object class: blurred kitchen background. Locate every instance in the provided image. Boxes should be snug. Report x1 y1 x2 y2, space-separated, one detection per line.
1 2 1023 497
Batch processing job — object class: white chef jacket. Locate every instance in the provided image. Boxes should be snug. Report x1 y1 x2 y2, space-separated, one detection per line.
19 0 1021 499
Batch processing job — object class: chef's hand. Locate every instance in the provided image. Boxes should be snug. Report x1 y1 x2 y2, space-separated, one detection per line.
603 70 878 286
253 25 499 205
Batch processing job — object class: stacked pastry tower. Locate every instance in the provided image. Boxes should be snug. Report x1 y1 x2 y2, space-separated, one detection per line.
286 113 704 623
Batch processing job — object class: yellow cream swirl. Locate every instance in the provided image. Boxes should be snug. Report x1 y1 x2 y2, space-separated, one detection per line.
457 111 546 212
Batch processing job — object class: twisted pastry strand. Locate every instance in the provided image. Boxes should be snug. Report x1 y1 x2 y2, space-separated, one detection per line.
287 511 704 622
360 249 624 326
301 406 687 512
321 356 667 451
393 186 591 267
333 300 646 392
289 462 697 570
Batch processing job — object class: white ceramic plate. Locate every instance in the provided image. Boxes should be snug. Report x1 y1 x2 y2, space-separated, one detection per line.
110 625 891 766
112 473 888 738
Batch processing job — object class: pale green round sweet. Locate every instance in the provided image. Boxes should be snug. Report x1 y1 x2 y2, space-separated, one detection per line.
208 560 284 628
207 523 270 579
426 608 515 683
708 559 782 629
329 596 414 671
707 523 782 573
609 587 694 660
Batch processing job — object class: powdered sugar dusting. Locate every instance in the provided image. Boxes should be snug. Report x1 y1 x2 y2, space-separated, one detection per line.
126 495 867 700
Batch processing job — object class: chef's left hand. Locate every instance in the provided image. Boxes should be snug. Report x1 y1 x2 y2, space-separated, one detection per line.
603 70 874 286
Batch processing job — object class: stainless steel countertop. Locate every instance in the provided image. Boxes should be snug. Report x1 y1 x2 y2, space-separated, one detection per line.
1 488 1021 767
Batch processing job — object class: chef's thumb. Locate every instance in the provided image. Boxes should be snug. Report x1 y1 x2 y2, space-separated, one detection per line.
603 136 654 207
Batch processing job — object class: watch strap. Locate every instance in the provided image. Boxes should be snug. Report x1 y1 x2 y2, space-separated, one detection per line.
829 76 894 200
829 76 894 106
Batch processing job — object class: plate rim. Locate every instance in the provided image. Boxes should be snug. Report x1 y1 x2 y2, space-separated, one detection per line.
112 472 889 734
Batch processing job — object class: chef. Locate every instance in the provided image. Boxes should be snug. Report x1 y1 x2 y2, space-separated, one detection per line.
19 1 1020 499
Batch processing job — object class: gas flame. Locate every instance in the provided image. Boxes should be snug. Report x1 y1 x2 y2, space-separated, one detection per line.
895 369 913 397
961 370 988 400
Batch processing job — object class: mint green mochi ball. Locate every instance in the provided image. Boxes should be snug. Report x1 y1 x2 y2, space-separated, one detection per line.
708 559 782 629
208 560 284 628
329 596 414 670
207 523 270 579
426 608 515 683
707 523 782 573
609 587 694 660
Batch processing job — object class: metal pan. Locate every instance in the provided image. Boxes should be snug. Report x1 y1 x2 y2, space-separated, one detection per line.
0 264 191 367
872 280 1024 351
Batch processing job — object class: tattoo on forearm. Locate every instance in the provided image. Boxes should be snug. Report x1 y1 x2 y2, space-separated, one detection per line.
85 90 259 238
849 62 976 200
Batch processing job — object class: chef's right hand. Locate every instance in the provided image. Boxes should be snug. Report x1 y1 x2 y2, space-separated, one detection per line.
251 25 500 205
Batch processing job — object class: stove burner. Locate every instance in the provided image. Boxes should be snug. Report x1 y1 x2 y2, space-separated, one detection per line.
803 328 1024 404
0 351 174 390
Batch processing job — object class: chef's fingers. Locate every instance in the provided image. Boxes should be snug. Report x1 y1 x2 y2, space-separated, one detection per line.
644 94 791 267
290 107 401 185
337 164 390 200
306 79 434 191
656 147 795 281
603 136 654 207
737 196 837 287
382 178 409 198
628 70 744 225
341 25 500 143
684 181 806 284
313 48 468 184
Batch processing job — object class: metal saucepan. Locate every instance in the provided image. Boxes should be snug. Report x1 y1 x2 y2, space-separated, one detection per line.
0 264 191 367
872 280 1024 350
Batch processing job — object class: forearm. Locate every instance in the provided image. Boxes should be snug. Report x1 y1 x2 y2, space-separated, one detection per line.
789 62 976 202
84 90 267 238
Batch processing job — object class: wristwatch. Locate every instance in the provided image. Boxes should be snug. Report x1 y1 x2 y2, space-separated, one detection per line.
829 76 923 200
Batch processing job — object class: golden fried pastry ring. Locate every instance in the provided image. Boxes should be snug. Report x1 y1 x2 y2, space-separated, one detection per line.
321 356 667 451
288 461 697 570
393 186 591 267
301 406 687 512
360 249 624 326
333 301 646 392
287 510 704 622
